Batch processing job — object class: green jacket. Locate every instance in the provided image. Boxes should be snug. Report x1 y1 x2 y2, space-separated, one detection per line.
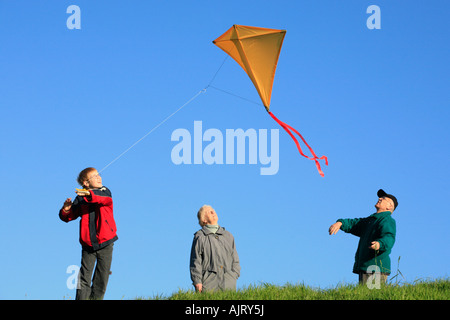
338 211 396 274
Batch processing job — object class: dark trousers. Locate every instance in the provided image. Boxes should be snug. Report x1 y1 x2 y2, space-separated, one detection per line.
76 243 114 300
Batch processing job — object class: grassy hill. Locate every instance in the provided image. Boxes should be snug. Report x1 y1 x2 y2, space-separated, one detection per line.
145 278 449 300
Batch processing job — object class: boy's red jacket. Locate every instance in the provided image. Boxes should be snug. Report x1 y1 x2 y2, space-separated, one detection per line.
59 186 118 251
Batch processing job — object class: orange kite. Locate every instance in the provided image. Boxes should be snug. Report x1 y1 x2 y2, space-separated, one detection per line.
213 25 328 176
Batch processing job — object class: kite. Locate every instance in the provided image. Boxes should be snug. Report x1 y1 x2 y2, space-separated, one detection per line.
213 25 328 177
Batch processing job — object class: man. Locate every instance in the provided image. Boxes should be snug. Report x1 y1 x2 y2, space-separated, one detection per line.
190 205 241 292
328 189 397 285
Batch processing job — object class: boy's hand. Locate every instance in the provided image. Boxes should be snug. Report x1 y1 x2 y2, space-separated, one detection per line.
75 188 90 197
63 198 72 212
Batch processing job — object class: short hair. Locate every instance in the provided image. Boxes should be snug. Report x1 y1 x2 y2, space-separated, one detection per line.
197 205 213 227
77 167 97 186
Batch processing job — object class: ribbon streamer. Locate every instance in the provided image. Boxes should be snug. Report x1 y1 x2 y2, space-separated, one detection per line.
268 111 328 177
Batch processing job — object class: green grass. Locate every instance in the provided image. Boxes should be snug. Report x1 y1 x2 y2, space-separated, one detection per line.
141 278 450 300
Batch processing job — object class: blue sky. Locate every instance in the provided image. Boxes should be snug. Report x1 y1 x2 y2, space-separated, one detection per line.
0 0 449 299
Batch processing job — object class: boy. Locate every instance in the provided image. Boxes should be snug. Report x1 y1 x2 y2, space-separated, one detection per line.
59 167 118 300
190 205 240 292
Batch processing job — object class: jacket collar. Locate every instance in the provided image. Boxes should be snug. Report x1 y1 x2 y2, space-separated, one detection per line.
201 225 225 235
371 211 392 218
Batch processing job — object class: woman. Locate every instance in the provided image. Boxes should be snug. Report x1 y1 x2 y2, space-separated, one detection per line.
189 205 241 292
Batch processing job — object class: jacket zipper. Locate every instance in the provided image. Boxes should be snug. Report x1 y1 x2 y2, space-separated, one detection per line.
105 219 114 232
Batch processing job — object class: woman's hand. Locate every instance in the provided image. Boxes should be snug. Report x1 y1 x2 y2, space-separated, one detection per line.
195 283 203 292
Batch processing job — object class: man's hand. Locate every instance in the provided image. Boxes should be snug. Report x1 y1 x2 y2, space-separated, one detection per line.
195 283 203 293
328 222 342 235
369 241 380 251
63 198 72 212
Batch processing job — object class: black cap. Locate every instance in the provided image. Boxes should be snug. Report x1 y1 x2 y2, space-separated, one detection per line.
377 189 398 210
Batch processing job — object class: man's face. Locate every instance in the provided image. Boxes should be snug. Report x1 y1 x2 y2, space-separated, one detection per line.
83 170 102 189
203 208 219 225
375 197 394 212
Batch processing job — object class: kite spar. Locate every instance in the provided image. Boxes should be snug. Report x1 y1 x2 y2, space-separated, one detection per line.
213 25 328 177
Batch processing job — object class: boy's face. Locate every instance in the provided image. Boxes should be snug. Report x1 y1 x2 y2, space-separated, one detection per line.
83 170 102 189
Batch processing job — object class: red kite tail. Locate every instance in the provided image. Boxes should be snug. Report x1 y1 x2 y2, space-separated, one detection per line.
268 111 328 177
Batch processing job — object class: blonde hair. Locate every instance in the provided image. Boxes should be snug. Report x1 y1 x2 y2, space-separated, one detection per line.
197 205 213 227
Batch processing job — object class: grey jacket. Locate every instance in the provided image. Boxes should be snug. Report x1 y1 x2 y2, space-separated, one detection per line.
189 226 241 292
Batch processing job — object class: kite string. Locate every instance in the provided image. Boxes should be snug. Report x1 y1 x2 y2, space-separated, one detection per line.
205 54 262 106
98 88 206 174
98 56 231 174
207 85 262 106
206 55 229 88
